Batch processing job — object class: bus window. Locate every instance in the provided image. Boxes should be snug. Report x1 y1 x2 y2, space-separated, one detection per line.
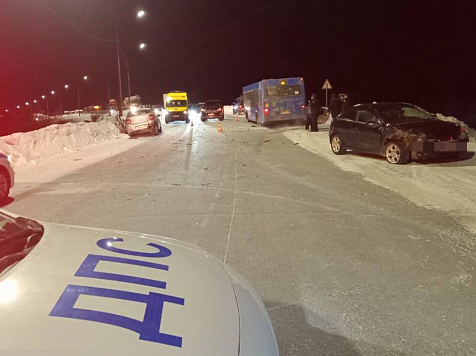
267 85 302 97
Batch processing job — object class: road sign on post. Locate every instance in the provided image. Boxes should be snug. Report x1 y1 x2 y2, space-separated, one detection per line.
321 79 333 108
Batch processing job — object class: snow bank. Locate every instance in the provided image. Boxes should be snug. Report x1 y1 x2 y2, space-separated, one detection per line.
0 118 125 167
436 114 476 142
282 128 476 235
224 105 233 116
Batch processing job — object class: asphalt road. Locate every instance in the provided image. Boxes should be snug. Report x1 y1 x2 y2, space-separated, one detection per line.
7 115 476 355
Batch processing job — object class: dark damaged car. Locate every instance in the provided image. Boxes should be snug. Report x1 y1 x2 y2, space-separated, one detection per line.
329 103 469 164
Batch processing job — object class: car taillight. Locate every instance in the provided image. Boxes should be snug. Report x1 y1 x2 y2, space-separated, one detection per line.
217 108 222 112
149 114 155 120
264 108 270 116
125 119 131 124
239 105 243 109
301 105 305 109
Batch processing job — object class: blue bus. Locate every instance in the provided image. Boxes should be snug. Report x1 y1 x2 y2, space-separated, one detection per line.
243 77 306 125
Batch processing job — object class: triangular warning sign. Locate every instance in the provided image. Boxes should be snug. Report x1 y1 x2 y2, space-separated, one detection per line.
321 79 332 90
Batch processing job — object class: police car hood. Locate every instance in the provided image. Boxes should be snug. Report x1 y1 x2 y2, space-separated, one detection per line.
0 222 241 356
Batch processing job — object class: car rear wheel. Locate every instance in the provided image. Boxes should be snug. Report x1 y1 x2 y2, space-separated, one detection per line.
0 171 10 201
219 113 224 121
330 134 346 155
384 141 410 164
153 123 159 136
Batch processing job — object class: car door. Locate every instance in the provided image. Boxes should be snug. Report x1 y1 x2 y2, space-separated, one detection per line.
352 110 382 153
336 108 358 148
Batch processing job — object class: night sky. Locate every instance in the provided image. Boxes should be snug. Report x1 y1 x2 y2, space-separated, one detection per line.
1 0 475 125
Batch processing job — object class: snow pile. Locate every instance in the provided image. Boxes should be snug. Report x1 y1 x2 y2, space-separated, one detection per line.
0 119 126 166
436 114 476 141
224 105 233 116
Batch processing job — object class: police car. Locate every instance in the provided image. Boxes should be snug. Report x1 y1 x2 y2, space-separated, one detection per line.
0 210 279 355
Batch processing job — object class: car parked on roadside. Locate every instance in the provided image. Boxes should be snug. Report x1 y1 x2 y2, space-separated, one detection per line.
329 102 469 164
0 154 14 201
201 100 224 122
125 107 162 137
0 209 279 355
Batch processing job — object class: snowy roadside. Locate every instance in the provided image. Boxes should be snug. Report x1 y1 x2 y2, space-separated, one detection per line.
0 118 126 167
283 123 476 235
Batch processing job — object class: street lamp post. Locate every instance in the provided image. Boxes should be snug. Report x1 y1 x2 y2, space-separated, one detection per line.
33 99 39 114
25 102 31 119
50 91 56 116
42 95 49 117
115 9 146 117
77 76 87 115
126 43 146 100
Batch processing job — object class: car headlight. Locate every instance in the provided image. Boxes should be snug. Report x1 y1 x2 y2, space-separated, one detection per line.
184 111 188 115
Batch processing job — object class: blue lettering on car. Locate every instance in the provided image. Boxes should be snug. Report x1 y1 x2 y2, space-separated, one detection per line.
49 238 185 348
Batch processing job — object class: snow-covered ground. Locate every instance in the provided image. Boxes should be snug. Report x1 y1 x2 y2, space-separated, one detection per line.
0 118 126 167
283 118 476 235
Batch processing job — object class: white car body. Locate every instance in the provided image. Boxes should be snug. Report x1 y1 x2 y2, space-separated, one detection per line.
125 108 161 136
0 211 279 355
0 154 15 199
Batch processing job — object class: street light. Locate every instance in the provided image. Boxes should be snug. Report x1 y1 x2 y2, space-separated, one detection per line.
115 9 146 117
25 102 29 106
77 76 88 115
5 109 8 113
65 84 69 89
17 105 20 109
42 95 50 117
125 43 147 99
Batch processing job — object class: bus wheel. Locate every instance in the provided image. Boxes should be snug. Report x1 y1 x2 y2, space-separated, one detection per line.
245 112 249 122
255 113 260 126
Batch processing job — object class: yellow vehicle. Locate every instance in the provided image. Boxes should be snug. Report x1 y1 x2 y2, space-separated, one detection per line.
163 91 189 124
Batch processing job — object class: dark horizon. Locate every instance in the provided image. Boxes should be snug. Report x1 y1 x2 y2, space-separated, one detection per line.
1 0 475 126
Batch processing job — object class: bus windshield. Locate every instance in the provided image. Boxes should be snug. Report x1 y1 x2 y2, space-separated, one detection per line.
266 85 302 97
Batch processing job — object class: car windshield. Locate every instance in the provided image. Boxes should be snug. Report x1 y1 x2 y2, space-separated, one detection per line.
376 105 435 124
0 213 44 277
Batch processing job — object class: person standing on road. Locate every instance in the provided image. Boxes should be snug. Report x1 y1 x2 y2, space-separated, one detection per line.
328 93 342 122
340 94 352 117
305 99 311 131
309 93 322 132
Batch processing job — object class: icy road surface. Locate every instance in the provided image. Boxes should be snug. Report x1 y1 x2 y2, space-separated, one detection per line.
6 115 476 356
